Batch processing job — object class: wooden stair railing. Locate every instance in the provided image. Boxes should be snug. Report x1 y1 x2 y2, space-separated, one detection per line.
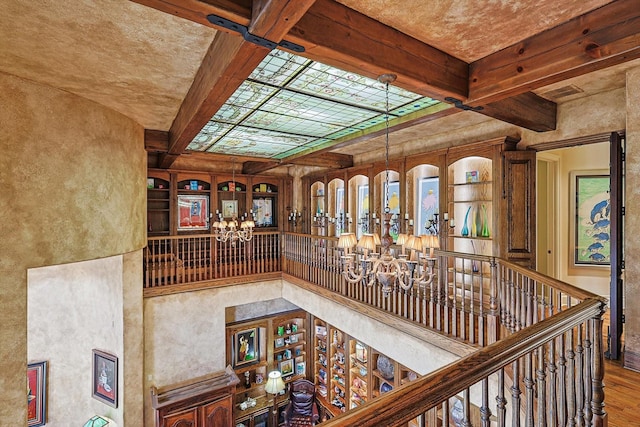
318 298 607 427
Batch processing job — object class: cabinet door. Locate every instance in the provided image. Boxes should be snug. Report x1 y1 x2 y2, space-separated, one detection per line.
201 396 233 427
501 150 536 267
161 407 197 427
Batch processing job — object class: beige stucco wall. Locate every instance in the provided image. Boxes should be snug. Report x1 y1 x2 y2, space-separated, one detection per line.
27 255 142 426
0 72 146 425
625 66 640 370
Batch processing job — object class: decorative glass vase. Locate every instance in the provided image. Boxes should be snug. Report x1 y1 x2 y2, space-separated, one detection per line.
481 204 490 237
461 206 471 237
471 206 478 237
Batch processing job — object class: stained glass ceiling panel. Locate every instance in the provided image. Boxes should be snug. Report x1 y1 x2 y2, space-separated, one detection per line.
187 50 444 159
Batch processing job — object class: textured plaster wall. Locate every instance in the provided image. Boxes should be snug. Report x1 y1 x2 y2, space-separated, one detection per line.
0 72 146 425
28 257 124 425
624 66 640 370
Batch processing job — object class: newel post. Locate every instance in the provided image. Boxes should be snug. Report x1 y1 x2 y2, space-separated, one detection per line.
591 300 608 427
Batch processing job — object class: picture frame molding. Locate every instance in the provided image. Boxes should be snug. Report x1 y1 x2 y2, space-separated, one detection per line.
221 199 239 219
92 349 118 408
570 169 610 267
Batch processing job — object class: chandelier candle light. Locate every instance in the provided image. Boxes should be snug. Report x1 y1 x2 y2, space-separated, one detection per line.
212 158 255 244
338 74 438 296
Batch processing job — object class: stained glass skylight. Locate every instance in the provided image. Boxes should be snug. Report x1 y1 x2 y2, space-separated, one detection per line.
187 50 444 159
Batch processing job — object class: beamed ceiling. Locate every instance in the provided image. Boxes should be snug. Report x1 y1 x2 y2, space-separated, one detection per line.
1 0 639 174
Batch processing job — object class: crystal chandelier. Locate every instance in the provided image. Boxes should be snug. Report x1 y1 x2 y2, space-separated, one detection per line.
212 159 254 244
337 74 439 296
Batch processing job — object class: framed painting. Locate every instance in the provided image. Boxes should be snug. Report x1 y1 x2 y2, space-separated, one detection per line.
280 359 294 377
572 171 610 266
233 327 259 367
417 177 439 235
92 349 118 408
177 194 209 231
252 197 273 227
221 199 238 219
27 361 47 427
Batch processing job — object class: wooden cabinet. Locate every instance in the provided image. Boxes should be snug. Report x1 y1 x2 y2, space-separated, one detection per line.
151 366 239 427
272 313 307 384
348 340 368 409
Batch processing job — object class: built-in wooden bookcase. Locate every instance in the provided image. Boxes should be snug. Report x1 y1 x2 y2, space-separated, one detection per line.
348 340 368 409
147 171 171 236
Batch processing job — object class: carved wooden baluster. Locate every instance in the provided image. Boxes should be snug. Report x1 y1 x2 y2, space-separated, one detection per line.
497 368 507 426
536 343 547 426
557 332 568 426
450 258 459 338
463 388 472 427
547 338 558 426
583 319 593 424
511 359 522 427
524 352 535 426
566 328 577 427
575 323 585 426
441 399 449 427
591 309 606 427
480 377 492 427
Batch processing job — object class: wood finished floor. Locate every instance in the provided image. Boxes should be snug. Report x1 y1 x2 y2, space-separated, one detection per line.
605 357 640 426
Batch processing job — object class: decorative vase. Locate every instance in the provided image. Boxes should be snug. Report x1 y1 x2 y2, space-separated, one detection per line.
461 206 471 237
471 206 477 237
481 204 490 237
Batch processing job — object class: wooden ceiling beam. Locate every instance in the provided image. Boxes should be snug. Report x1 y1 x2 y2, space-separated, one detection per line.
469 0 640 104
135 0 316 168
285 0 555 132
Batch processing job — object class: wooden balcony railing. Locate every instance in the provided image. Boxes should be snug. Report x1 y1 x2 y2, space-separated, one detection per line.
143 232 607 426
144 231 281 289
281 233 607 427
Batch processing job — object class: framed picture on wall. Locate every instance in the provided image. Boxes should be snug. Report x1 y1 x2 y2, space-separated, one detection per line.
233 327 260 368
221 199 238 219
177 194 209 231
417 177 439 235
571 171 610 266
27 361 47 427
280 359 294 377
92 349 118 408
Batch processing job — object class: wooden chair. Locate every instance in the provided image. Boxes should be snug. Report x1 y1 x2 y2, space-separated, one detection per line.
283 379 319 427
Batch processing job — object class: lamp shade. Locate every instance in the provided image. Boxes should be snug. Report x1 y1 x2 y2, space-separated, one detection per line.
264 370 285 395
372 233 381 246
396 233 408 246
83 416 116 427
338 232 357 249
357 234 376 252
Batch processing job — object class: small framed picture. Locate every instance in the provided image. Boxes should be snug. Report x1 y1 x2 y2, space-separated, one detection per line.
233 327 260 368
280 359 294 377
296 361 306 376
27 361 47 427
275 337 285 348
92 349 118 408
465 170 479 183
289 334 298 344
222 200 238 218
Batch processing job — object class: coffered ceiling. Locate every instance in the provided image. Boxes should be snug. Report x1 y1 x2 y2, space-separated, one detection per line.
1 0 638 173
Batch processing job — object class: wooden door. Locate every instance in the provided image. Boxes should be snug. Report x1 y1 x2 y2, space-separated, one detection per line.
201 396 233 427
501 150 536 268
161 407 197 427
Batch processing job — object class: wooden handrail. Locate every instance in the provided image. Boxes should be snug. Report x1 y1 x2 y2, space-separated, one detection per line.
321 298 607 427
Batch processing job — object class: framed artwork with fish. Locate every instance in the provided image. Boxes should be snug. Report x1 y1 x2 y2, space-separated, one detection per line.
572 171 610 266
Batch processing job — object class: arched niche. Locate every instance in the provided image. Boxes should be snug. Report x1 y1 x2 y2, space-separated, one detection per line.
347 174 368 238
310 180 325 236
327 178 345 237
373 169 400 241
407 164 440 237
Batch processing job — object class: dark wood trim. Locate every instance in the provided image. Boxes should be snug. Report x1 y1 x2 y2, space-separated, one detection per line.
469 0 640 104
145 129 169 152
608 131 624 360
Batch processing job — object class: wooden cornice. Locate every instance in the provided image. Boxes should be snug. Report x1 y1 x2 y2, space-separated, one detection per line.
469 0 640 104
